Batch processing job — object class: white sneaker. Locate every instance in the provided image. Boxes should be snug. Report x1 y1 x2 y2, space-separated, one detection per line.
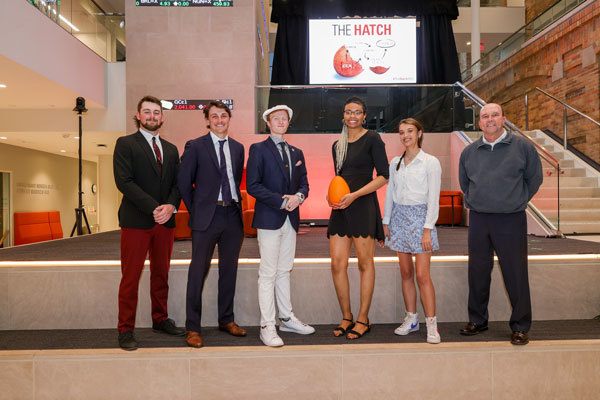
279 315 316 335
426 316 441 344
260 325 284 347
394 312 419 336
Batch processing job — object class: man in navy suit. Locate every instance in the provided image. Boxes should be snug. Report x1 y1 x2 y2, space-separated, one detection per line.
178 100 247 348
247 105 314 347
113 95 184 351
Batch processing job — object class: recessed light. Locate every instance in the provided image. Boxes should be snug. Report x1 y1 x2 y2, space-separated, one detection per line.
74 136 80 139
0 84 7 89
60 149 66 153
0 136 7 140
466 41 471 46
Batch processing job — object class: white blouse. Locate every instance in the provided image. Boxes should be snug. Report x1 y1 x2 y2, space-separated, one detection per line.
382 150 442 229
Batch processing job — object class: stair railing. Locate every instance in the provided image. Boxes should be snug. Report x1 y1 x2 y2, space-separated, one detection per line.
455 82 563 236
526 87 600 151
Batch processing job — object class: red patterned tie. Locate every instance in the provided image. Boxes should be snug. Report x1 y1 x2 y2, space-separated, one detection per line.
152 136 162 174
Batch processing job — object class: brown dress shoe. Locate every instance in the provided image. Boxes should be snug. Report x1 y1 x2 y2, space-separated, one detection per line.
218 321 247 337
511 331 529 345
186 331 204 348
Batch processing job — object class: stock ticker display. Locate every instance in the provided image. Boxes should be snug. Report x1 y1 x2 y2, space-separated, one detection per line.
160 99 234 111
135 0 232 7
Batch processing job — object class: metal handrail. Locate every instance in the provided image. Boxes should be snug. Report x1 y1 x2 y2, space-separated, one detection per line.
455 82 560 168
256 84 453 89
462 0 590 82
454 82 561 235
526 87 600 131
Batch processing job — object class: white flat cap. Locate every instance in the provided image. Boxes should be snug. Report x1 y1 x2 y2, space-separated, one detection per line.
262 104 293 123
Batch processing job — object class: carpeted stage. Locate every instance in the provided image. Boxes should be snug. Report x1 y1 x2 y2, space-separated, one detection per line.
1 226 599 261
0 227 599 351
1 320 600 351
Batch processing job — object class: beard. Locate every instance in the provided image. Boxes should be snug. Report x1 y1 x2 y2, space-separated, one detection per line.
140 119 163 132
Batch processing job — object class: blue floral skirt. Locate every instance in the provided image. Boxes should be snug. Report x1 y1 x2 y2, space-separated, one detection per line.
386 203 439 254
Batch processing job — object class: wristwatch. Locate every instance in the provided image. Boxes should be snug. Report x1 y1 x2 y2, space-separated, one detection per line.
296 192 305 202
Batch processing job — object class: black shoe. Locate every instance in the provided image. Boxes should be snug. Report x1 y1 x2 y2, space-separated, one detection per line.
459 322 488 336
118 331 138 351
152 318 185 336
511 331 529 345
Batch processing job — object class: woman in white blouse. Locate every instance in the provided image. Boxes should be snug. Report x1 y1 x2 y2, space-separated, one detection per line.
383 118 442 344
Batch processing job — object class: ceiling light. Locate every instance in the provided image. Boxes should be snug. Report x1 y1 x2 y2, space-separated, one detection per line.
59 15 80 32
74 136 80 140
60 149 66 153
466 41 471 46
0 136 7 140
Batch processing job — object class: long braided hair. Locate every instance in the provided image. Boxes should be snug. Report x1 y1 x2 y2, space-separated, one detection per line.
335 96 367 174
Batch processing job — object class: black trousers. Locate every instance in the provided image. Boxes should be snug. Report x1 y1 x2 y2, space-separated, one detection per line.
186 205 244 332
467 210 532 332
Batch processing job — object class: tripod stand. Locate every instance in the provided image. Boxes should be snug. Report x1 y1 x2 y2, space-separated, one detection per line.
70 97 91 237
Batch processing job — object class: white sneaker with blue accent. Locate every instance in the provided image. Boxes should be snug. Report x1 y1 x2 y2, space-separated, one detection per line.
394 312 419 336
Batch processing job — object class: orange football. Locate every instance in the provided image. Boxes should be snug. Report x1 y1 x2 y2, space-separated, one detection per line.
328 176 350 205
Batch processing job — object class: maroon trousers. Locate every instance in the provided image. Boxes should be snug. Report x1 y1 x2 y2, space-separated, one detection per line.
118 224 175 333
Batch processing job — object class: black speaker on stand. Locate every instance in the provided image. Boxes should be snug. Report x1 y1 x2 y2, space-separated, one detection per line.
70 96 91 237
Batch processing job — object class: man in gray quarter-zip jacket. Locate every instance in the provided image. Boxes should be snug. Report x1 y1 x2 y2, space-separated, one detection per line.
458 103 542 346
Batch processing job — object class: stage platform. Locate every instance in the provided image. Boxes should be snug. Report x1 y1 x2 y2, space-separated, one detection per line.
0 227 599 331
1 228 599 399
1 226 599 260
1 337 599 399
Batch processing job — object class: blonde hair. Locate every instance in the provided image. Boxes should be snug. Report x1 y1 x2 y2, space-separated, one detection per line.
335 124 349 174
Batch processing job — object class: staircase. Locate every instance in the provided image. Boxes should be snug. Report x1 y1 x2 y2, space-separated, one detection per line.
526 130 600 234
463 130 600 234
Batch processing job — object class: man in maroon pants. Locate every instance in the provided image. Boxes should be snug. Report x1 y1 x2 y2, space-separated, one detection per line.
113 95 184 350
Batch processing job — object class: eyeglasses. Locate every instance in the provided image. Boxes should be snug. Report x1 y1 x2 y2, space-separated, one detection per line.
344 110 364 116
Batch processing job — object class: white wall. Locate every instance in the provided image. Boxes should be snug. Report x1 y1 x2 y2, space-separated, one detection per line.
0 0 106 107
0 143 98 243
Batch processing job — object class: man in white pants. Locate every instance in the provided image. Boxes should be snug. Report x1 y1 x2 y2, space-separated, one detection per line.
246 105 315 347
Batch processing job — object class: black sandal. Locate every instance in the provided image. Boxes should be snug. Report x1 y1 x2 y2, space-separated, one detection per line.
346 320 371 340
333 315 354 337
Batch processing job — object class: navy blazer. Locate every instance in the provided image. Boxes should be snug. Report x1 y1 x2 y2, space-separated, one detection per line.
178 133 244 232
113 131 180 229
246 137 309 231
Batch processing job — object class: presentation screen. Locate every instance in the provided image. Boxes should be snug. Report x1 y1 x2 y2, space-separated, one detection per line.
309 18 417 84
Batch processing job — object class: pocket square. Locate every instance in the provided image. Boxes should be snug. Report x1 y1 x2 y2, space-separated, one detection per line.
295 160 303 166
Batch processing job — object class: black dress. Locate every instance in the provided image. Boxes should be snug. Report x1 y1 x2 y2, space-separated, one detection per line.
327 130 389 241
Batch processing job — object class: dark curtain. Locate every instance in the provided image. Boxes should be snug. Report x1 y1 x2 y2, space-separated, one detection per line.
271 0 461 85
271 16 309 85
417 15 461 84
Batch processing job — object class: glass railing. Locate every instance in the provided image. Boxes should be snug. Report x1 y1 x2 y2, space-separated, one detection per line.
455 83 562 233
25 0 125 62
462 0 589 81
255 83 562 234
256 85 461 134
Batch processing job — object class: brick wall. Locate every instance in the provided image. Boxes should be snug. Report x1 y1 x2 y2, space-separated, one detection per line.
468 0 600 164
525 0 559 24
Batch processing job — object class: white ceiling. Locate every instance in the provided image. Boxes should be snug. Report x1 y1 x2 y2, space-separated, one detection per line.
0 55 103 110
0 56 119 160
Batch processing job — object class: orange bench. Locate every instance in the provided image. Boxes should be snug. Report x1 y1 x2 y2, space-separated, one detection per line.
241 190 257 238
436 191 463 226
174 201 191 240
174 195 256 239
14 211 63 245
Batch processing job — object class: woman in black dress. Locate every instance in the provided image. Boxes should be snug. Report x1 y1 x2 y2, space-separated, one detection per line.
328 96 389 339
